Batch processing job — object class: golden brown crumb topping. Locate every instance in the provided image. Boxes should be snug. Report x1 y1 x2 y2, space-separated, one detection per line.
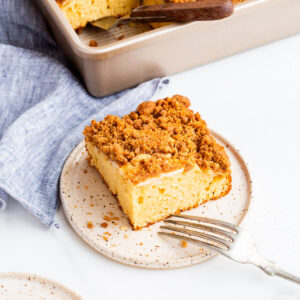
89 40 98 47
84 95 230 184
181 241 188 248
101 222 108 228
87 221 93 229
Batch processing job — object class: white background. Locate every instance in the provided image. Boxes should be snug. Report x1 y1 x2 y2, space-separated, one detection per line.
1 33 300 300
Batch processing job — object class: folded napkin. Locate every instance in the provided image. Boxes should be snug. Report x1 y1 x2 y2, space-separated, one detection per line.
0 0 168 226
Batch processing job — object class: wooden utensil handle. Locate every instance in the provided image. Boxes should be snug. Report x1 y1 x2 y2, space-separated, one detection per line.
131 0 234 22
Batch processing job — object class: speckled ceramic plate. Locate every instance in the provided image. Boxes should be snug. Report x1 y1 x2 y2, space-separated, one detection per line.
0 272 83 300
60 131 252 269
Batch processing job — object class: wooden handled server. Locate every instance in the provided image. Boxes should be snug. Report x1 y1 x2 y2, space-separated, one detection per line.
130 0 234 23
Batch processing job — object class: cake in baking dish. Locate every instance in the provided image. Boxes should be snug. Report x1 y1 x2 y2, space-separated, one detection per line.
83 95 231 229
56 0 140 29
57 0 246 30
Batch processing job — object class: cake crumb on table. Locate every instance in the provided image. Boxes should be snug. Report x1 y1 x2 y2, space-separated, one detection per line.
117 35 125 40
101 222 108 228
87 221 93 229
75 27 82 34
181 241 188 248
104 215 111 222
89 40 98 47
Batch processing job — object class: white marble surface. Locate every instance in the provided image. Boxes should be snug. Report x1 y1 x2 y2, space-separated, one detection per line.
1 34 300 300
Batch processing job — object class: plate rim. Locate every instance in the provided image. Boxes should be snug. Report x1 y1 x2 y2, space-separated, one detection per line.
0 272 84 300
60 129 253 269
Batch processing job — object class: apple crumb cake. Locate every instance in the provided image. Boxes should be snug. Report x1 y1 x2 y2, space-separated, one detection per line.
83 95 231 229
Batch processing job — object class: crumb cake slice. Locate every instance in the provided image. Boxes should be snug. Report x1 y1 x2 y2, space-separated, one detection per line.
83 95 231 229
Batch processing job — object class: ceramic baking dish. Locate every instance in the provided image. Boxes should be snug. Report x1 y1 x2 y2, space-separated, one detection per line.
37 0 300 97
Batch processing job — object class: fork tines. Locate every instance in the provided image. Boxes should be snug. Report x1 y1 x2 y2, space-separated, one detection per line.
159 214 239 253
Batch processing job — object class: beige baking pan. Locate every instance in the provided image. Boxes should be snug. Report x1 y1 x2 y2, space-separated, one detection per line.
37 0 300 97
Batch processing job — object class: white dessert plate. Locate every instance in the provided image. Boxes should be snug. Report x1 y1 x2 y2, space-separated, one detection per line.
60 130 252 269
0 272 83 300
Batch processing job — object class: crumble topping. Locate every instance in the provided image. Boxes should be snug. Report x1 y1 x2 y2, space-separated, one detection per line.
84 95 230 184
101 222 108 228
181 241 188 248
89 40 98 47
87 221 93 229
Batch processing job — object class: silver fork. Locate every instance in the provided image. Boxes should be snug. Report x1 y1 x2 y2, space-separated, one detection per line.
159 214 300 285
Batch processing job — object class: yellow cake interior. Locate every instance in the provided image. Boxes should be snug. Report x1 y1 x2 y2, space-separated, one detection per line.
86 142 230 229
56 0 140 29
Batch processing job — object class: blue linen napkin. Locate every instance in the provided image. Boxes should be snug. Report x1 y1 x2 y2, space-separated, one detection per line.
0 0 168 225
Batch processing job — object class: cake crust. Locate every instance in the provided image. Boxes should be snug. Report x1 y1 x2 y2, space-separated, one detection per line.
84 95 230 185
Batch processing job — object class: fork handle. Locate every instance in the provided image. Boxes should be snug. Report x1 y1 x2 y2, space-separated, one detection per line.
258 260 300 285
